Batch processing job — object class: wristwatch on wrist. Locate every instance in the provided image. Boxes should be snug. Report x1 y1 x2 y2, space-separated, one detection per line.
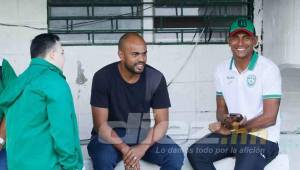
0 137 5 145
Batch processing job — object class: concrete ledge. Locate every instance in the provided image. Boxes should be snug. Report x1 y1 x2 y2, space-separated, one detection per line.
83 154 289 170
82 123 289 170
214 154 289 170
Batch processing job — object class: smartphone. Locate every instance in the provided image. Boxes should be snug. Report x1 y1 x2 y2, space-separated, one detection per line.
229 113 243 122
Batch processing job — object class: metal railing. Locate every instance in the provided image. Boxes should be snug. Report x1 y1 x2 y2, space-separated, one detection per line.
47 0 253 45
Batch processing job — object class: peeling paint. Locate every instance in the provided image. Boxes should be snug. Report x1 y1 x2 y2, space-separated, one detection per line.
76 60 88 85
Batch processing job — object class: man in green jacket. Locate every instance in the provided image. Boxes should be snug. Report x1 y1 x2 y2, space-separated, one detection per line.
0 33 83 170
0 59 17 170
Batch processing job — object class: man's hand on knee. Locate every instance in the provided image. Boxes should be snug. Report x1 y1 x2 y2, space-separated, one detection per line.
123 144 147 169
125 160 140 170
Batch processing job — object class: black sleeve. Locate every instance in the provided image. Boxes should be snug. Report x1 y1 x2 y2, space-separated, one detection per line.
151 76 171 109
90 71 109 108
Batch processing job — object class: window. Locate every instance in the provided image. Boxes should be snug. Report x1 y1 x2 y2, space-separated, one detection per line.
48 0 254 45
48 0 143 45
152 0 254 44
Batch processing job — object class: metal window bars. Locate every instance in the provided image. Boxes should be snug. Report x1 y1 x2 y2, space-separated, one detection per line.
47 0 254 45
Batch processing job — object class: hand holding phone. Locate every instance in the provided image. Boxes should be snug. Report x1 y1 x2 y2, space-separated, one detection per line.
228 113 243 122
222 113 244 130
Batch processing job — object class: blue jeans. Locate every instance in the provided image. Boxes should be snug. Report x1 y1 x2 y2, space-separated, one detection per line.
0 149 7 170
87 129 184 170
187 133 279 170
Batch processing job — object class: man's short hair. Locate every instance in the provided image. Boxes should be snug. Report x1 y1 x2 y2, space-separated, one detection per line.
118 32 143 51
30 33 60 58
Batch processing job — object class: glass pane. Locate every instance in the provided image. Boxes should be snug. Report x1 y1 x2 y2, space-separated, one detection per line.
50 7 88 17
72 20 112 30
94 7 137 16
155 0 249 6
227 6 248 15
49 0 142 5
182 8 199 16
208 32 227 43
49 20 68 30
155 8 177 16
117 19 141 30
154 33 181 43
59 34 91 44
94 33 124 43
93 0 141 5
183 32 198 42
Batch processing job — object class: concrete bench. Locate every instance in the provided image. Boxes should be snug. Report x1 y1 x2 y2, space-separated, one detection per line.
83 153 289 170
82 121 289 170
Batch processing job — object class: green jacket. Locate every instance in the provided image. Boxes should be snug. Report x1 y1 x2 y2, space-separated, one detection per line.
0 58 83 170
0 59 17 93
0 59 17 149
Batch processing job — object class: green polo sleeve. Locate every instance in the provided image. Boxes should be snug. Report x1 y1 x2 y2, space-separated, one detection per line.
46 78 83 170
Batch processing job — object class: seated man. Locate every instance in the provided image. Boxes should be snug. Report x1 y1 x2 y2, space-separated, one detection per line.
187 18 281 170
87 32 184 170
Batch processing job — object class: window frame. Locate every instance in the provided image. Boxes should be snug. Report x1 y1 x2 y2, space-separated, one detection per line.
47 0 254 45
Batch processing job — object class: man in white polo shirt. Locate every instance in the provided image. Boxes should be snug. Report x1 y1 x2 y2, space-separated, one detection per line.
187 18 281 170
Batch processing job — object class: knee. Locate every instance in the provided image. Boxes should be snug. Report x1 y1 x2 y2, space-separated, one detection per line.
164 144 184 168
187 143 206 162
93 152 115 164
187 143 197 160
89 149 119 170
87 137 119 169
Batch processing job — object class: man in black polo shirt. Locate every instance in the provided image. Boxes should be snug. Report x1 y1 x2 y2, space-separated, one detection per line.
87 32 184 170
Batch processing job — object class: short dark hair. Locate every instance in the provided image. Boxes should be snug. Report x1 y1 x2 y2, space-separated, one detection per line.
118 32 144 51
30 33 60 58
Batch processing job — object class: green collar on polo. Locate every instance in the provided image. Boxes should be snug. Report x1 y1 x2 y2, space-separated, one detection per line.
229 51 259 71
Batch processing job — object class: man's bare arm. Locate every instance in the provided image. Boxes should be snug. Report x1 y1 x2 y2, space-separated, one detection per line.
123 108 169 167
0 117 6 150
140 108 169 147
92 106 130 154
242 99 280 130
216 96 229 123
208 96 232 135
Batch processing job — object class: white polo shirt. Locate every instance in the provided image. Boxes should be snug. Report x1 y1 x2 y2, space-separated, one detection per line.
215 52 282 143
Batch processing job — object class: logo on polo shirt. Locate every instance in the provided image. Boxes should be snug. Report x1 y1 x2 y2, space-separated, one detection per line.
226 76 235 80
226 76 235 84
246 74 256 87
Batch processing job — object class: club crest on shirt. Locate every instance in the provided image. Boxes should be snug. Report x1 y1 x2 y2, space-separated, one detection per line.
246 74 256 87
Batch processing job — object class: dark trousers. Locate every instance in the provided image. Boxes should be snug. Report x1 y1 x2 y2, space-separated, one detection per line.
187 133 279 170
87 129 184 170
0 149 7 170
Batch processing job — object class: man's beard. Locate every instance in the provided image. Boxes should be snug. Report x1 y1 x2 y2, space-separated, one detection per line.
125 62 145 74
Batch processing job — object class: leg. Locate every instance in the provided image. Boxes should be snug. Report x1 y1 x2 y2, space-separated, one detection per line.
0 149 7 170
234 135 279 170
142 135 184 170
187 133 233 170
87 135 122 170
